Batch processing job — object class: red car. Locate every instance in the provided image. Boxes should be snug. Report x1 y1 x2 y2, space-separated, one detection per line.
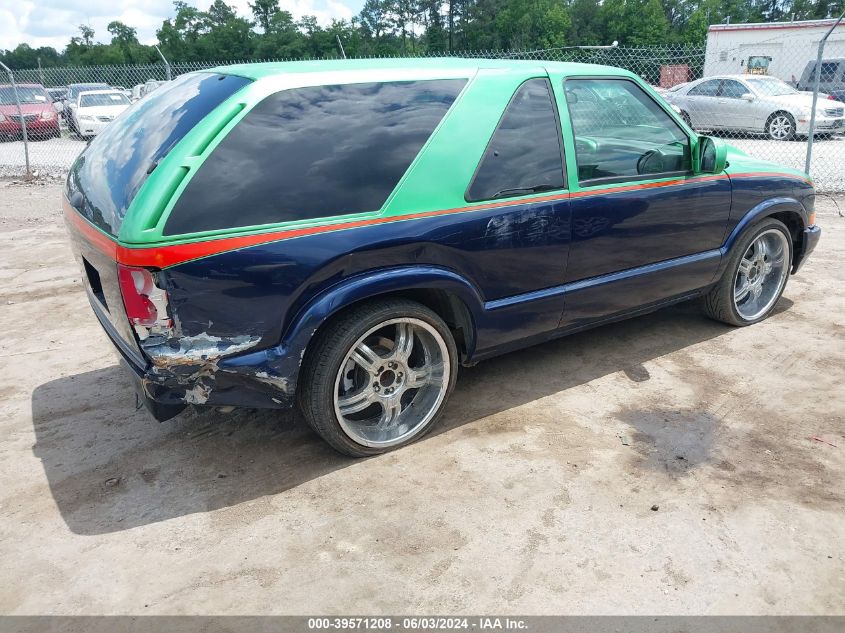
0 83 61 140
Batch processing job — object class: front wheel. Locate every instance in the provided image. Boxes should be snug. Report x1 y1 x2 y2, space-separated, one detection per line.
298 299 458 457
766 112 796 141
703 218 792 326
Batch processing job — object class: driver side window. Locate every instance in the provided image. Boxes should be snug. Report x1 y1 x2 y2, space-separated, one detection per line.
565 78 691 184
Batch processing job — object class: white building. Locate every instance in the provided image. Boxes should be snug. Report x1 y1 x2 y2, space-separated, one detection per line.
705 19 845 84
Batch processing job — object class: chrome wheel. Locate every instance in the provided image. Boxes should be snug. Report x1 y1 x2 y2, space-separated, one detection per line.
768 114 793 140
333 317 450 448
733 229 790 320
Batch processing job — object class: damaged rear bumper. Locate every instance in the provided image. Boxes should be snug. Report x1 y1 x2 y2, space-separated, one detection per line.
91 295 299 421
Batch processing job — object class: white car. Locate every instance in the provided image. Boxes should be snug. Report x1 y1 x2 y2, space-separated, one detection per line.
68 90 131 138
666 74 845 140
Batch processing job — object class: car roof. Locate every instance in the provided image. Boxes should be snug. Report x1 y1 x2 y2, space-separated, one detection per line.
211 58 638 82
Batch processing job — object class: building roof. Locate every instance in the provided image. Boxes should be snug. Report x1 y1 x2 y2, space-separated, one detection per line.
709 18 845 33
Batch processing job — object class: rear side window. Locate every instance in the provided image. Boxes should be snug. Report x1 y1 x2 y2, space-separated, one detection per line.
68 73 251 236
688 80 720 97
719 80 747 99
165 79 466 235
466 79 564 202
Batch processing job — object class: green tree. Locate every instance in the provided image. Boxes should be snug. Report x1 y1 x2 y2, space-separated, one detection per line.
254 10 305 58
568 0 606 45
78 24 95 46
250 0 281 31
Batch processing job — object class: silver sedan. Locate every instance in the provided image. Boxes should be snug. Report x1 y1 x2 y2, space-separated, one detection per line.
666 74 845 140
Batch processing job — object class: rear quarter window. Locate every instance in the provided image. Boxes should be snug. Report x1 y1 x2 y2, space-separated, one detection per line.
164 79 467 235
67 73 251 236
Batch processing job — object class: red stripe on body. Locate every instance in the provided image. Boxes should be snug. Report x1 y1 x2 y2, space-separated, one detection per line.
63 171 810 269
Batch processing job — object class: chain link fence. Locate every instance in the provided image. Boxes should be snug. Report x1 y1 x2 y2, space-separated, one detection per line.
2 43 844 190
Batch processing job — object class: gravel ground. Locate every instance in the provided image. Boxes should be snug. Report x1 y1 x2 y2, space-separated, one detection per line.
0 182 843 615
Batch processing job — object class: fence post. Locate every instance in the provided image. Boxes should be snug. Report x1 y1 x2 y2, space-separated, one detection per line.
805 10 845 176
0 61 32 181
155 46 172 81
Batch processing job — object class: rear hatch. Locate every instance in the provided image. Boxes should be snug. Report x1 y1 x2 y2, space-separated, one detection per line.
63 72 252 365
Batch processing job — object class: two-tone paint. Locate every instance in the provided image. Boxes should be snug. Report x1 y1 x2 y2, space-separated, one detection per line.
62 59 821 418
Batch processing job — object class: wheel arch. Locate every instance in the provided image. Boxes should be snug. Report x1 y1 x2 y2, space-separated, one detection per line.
283 266 484 371
722 198 807 272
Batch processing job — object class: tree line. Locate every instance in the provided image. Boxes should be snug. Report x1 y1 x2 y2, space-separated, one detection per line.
1 0 843 70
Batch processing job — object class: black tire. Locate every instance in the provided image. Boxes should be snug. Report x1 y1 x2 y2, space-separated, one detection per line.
298 298 459 457
766 112 796 141
702 217 793 327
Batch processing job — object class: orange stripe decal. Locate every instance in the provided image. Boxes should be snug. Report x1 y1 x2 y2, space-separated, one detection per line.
64 170 811 269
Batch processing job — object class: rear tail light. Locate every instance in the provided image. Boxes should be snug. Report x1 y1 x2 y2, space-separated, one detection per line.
828 94 836 100
117 264 172 340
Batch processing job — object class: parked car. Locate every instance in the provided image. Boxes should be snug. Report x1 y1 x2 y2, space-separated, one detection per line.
62 82 110 127
667 74 845 140
47 87 68 103
796 58 845 103
0 83 60 140
64 82 109 109
66 89 131 138
63 60 820 456
130 80 165 102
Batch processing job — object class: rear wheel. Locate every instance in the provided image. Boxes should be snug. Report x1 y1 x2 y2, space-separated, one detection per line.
703 218 792 326
766 112 796 141
298 299 458 457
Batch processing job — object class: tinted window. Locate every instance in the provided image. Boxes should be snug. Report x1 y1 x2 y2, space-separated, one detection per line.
466 79 564 202
720 79 747 99
688 80 720 96
67 73 251 236
565 78 690 183
821 62 840 82
165 79 466 234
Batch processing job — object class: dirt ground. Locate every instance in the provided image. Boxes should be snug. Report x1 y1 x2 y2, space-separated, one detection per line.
0 181 843 615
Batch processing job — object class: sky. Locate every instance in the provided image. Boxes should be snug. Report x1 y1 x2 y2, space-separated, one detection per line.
0 0 366 51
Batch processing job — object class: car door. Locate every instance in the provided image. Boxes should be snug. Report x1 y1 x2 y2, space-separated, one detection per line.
716 78 756 130
556 76 732 328
682 79 722 128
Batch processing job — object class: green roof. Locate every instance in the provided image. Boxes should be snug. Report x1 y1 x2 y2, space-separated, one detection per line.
210 57 634 81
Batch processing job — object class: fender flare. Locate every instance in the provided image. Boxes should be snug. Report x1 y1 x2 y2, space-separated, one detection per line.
714 196 808 281
288 264 484 343
722 197 807 254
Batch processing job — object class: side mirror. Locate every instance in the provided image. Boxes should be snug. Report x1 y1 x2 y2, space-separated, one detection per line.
697 135 728 174
741 93 755 101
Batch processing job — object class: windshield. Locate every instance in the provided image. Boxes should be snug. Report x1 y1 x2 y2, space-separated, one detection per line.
0 86 49 105
746 78 798 97
67 72 251 236
80 93 130 107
